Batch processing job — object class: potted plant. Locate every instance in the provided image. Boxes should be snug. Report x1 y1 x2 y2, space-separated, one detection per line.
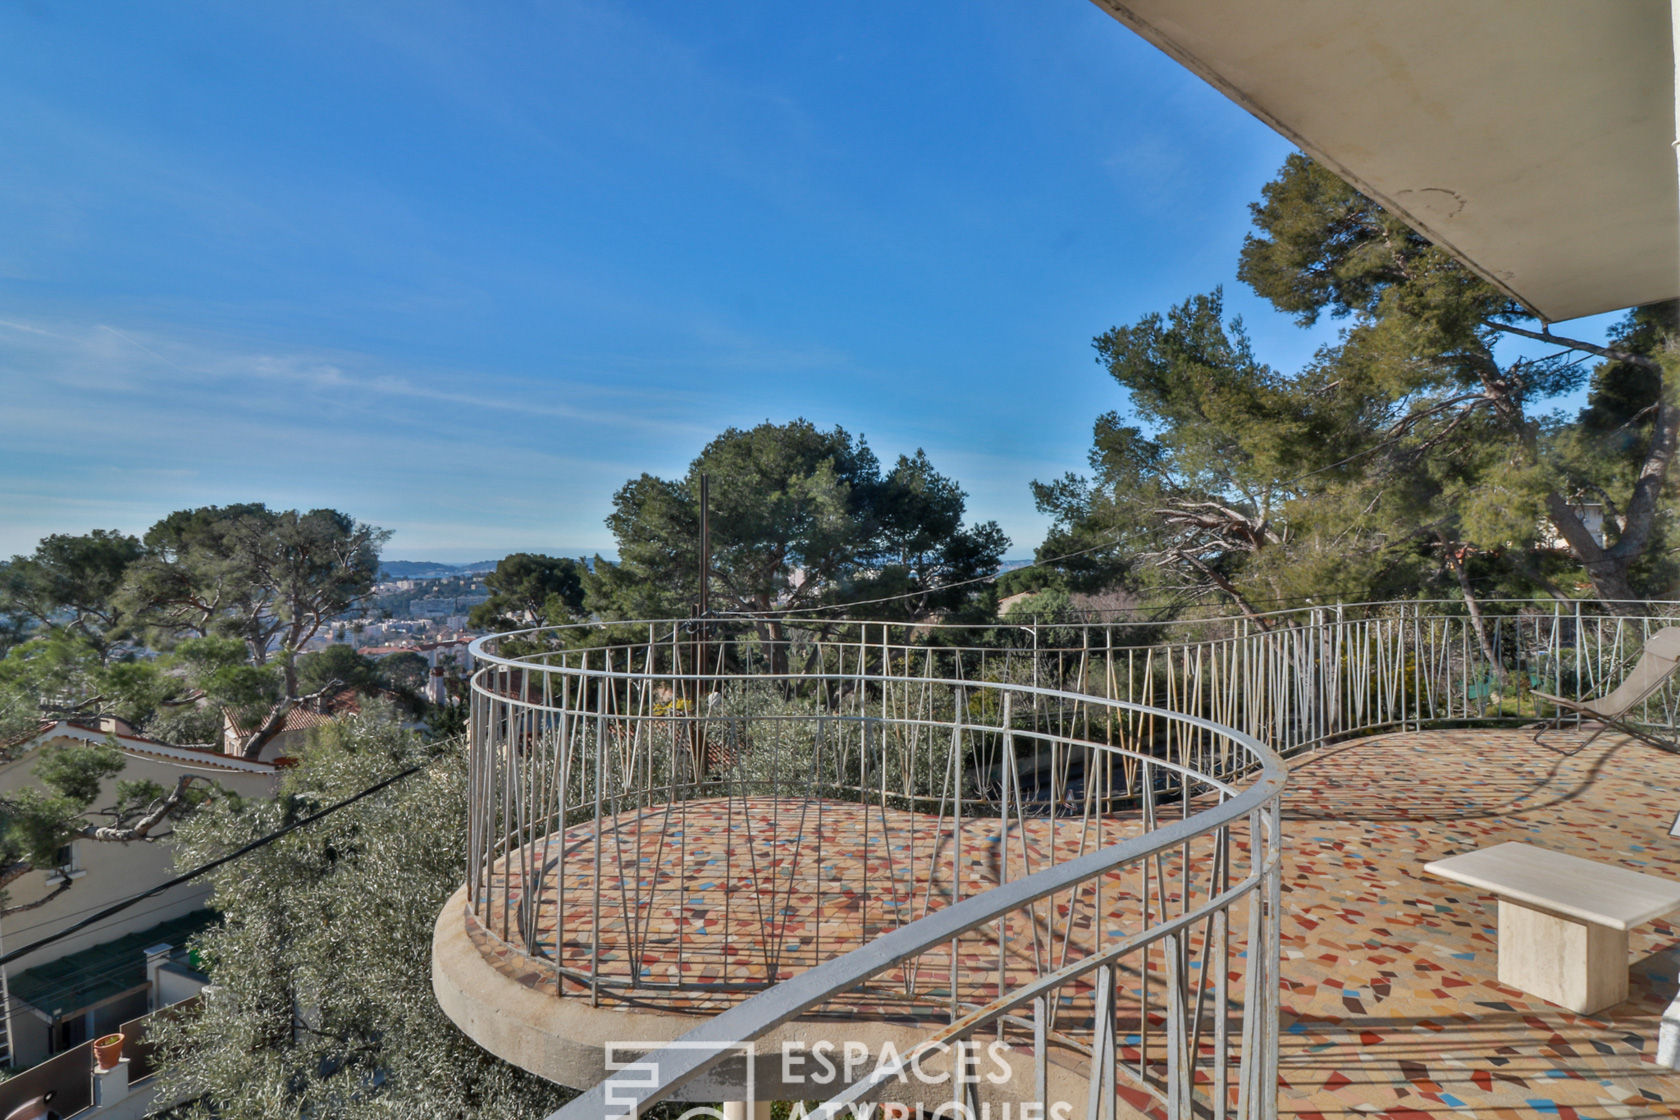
93 1032 124 1070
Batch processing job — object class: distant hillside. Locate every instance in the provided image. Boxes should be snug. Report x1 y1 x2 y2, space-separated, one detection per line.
379 555 601 580
378 560 500 579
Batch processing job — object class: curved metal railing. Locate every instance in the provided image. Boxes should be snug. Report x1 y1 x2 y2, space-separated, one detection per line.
457 602 1678 1120
465 619 1286 1120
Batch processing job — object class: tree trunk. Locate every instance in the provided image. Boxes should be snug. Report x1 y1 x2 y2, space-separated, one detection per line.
239 699 297 760
1174 550 1273 631
1444 544 1504 683
768 617 789 682
1604 373 1680 568
1491 323 1678 607
748 615 790 680
1543 493 1641 607
280 645 300 703
238 679 340 760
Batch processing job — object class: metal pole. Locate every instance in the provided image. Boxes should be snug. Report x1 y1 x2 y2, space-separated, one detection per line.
695 473 711 774
699 473 711 620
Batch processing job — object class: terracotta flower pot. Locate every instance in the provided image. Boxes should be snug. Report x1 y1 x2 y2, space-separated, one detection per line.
93 1032 124 1070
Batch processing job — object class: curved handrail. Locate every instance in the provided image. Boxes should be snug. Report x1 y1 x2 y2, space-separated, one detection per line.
552 736 1284 1120
471 602 1680 753
468 599 1680 651
451 601 1680 1120
461 623 1288 1120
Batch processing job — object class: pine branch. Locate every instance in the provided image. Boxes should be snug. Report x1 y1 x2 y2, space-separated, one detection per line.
1485 320 1661 371
78 774 199 842
1 875 72 917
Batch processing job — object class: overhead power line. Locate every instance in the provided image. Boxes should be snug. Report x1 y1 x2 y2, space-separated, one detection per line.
728 532 1131 618
0 759 432 970
4 887 198 942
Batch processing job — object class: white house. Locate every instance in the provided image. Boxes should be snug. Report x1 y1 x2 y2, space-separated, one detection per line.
0 719 279 1067
1542 502 1610 552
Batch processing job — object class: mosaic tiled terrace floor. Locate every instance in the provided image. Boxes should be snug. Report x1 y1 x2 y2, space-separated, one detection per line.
472 792 1167 1017
464 728 1680 1117
1270 728 1680 1118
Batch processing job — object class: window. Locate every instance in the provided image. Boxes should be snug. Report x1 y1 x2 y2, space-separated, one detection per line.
44 842 85 885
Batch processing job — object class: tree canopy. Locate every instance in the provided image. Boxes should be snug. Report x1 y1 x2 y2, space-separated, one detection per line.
0 728 213 915
0 530 143 658
1033 153 1679 616
468 552 587 631
586 420 1008 626
0 505 389 759
0 504 393 913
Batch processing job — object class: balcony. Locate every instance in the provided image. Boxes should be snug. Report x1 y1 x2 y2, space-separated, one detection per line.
432 605 1680 1119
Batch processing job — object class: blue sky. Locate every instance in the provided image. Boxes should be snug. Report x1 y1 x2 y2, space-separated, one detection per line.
0 2 1613 562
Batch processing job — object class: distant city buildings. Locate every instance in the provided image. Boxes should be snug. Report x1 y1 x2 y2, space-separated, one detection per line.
410 592 489 619
302 572 492 653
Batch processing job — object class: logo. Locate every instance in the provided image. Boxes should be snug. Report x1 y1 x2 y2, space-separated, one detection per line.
603 1040 757 1120
603 1038 1071 1120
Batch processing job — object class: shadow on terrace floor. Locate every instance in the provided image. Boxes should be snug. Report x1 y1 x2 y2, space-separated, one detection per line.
1275 728 1680 1118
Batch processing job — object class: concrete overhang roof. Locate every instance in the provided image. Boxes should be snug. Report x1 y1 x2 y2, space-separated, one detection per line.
1091 0 1678 322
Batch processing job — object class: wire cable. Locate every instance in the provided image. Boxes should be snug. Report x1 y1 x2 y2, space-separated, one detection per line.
0 759 431 970
723 531 1130 618
3 888 202 942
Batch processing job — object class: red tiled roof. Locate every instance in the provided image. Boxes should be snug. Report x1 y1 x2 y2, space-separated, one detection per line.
5 717 157 753
10 719 276 774
223 705 336 742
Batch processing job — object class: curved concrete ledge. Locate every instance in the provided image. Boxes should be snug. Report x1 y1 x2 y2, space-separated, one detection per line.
432 885 1099 1108
434 885 697 1090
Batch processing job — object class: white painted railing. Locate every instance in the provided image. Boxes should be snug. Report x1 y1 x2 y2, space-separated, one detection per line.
456 601 1675 1120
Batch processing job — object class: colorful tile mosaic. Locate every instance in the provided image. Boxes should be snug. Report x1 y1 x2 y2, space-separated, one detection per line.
1268 729 1680 1118
458 728 1680 1116
472 793 1164 1019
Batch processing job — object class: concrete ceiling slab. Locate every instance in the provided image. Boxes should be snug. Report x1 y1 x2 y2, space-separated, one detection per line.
1092 0 1678 322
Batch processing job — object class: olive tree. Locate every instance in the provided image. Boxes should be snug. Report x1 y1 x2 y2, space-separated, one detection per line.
149 718 569 1119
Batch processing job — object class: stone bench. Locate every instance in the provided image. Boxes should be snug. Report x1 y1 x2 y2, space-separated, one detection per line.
1424 841 1680 1014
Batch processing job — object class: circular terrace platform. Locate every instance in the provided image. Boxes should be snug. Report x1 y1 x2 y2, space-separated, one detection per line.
437 728 1680 1114
475 796 1156 1009
433 795 1180 1100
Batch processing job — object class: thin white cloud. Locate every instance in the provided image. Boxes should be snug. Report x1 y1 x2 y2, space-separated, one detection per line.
0 315 698 554
2 316 712 438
